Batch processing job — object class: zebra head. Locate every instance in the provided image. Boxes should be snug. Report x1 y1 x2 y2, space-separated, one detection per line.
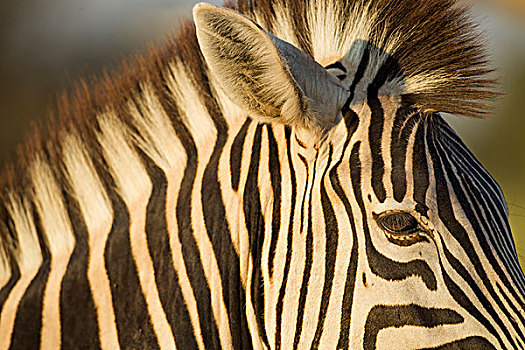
195 3 525 348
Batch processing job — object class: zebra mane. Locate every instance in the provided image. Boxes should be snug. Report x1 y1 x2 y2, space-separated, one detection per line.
0 22 210 277
0 0 497 276
228 0 498 118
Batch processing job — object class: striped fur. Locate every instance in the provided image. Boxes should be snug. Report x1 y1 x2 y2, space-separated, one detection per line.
0 0 523 349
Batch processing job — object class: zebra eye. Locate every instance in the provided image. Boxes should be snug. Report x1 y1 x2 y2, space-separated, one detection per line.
375 211 429 246
378 212 419 234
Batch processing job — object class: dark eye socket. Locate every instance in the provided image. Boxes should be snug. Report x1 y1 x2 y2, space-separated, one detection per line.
377 211 420 234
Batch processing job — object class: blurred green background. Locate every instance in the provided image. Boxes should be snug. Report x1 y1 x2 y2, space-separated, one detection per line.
0 0 524 270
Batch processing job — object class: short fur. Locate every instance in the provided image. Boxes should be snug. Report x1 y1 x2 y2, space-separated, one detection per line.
0 0 497 304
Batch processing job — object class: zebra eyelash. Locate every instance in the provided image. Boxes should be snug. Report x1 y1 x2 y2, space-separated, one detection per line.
374 211 432 246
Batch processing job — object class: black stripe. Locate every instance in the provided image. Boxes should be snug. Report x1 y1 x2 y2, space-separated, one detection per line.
427 129 508 349
202 97 250 350
59 190 99 349
412 122 430 216
324 61 347 72
324 62 366 350
460 173 525 340
442 123 513 253
230 119 251 192
10 206 50 349
244 124 270 348
418 336 496 350
367 91 386 203
365 208 436 289
439 237 506 348
267 126 282 280
103 185 159 349
438 120 509 218
292 152 318 350
172 117 220 348
310 146 335 348
0 259 19 313
141 153 198 350
430 122 520 348
0 209 21 310
356 124 437 290
298 154 309 234
294 134 307 149
0 257 20 349
465 170 523 283
439 122 518 280
439 120 525 298
496 282 525 343
367 54 395 204
334 116 360 350
287 2 313 58
363 304 464 349
341 46 370 118
275 127 297 350
153 69 221 348
442 263 505 349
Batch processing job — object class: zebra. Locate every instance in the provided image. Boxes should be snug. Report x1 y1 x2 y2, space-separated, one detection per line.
0 0 524 348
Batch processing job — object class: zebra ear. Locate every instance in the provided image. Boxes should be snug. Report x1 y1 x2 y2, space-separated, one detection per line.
193 3 347 134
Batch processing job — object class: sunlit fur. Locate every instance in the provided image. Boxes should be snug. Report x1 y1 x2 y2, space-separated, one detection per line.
0 0 523 349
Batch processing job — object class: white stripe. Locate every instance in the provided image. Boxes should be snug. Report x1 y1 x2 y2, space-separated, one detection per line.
404 118 420 202
0 196 42 350
166 61 217 145
130 85 206 350
297 175 327 349
62 134 120 350
30 156 75 349
442 134 525 295
230 125 264 349
166 63 234 350
280 142 312 349
98 112 176 350
318 144 354 348
0 248 9 291
261 125 293 346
